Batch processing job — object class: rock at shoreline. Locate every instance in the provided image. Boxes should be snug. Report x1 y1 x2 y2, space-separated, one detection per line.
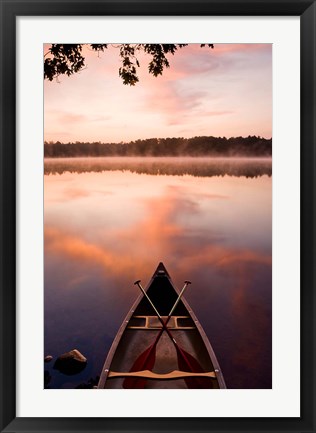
44 355 53 363
54 349 87 375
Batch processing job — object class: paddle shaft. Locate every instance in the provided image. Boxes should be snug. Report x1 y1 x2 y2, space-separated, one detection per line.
147 279 191 348
124 280 191 387
169 280 191 316
134 280 207 382
134 280 191 346
124 279 207 388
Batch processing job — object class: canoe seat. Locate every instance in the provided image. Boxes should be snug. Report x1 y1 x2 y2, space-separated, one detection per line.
107 369 216 380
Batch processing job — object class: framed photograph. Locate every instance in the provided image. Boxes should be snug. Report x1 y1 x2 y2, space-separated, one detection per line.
0 1 315 432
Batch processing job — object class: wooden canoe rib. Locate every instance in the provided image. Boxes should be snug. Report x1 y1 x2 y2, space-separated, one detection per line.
97 262 226 389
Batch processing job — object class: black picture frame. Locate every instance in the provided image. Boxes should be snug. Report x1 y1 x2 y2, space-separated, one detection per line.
0 1 315 432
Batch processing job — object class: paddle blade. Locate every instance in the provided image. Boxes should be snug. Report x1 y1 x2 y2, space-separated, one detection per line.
176 347 214 389
123 344 156 389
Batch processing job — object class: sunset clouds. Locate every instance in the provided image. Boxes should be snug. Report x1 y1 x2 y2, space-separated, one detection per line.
44 44 272 143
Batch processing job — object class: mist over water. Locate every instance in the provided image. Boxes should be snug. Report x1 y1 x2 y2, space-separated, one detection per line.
44 157 272 389
45 156 272 178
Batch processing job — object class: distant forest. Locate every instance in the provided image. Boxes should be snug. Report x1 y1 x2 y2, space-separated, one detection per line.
44 136 272 158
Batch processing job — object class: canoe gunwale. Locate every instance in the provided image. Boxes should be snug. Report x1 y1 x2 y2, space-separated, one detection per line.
179 295 226 389
97 289 144 389
97 269 159 388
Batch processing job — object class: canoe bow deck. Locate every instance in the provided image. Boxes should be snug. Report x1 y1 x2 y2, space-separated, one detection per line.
97 262 226 389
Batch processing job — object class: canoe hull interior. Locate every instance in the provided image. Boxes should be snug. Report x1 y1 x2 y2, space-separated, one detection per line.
104 327 219 389
98 263 226 389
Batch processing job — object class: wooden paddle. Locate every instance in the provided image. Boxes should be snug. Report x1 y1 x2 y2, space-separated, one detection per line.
123 280 190 389
124 280 212 388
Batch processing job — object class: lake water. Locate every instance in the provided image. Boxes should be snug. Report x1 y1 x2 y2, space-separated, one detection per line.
44 157 272 389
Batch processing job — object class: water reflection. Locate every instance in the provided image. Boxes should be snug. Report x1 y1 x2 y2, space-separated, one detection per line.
44 157 272 389
44 156 272 178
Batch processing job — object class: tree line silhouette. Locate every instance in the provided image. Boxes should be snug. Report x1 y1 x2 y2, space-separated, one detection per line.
44 135 272 158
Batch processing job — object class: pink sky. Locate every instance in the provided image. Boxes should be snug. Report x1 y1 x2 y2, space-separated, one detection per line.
44 44 272 143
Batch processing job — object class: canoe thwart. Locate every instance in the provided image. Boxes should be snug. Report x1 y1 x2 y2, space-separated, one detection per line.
127 315 195 330
107 369 217 380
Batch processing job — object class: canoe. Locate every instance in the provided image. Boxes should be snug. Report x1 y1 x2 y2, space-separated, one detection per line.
97 262 226 389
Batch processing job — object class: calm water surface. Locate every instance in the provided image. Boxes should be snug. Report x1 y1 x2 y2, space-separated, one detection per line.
44 157 272 389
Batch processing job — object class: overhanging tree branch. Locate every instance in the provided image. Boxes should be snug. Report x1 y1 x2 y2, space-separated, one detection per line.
44 43 214 85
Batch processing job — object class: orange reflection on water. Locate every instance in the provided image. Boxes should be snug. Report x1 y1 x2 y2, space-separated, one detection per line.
45 226 151 281
44 168 271 282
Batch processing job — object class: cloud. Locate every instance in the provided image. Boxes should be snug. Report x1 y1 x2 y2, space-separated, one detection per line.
59 113 87 124
57 112 111 125
205 110 234 117
213 43 272 54
136 45 246 128
45 131 71 137
141 78 210 127
165 43 271 85
90 115 111 122
44 43 272 141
